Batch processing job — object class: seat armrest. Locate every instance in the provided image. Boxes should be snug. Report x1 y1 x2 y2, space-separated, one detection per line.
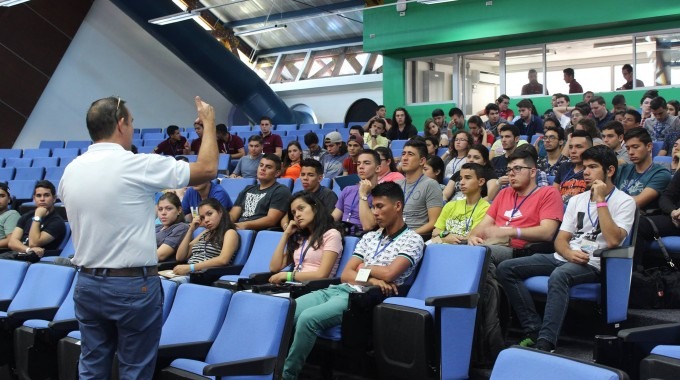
426 293 479 308
47 318 80 336
42 249 62 258
289 277 341 298
214 279 239 291
248 271 275 284
0 299 10 311
156 341 213 360
514 241 554 258
190 266 244 285
7 307 59 324
595 246 634 259
618 323 680 343
203 356 277 377
158 261 179 271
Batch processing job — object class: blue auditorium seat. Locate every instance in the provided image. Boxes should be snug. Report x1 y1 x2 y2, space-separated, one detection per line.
38 141 65 150
22 149 51 159
31 157 59 167
0 260 30 310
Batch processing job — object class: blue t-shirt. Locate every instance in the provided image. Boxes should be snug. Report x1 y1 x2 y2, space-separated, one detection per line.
615 163 671 212
181 182 233 215
321 153 349 179
233 155 261 178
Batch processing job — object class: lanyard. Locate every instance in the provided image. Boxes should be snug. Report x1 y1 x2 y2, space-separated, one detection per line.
560 167 584 188
464 199 481 233
506 186 539 226
622 162 653 193
450 157 464 174
371 229 407 260
295 238 313 272
587 188 616 230
403 175 424 205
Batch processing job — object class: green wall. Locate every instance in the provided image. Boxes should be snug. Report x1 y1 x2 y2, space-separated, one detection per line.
365 0 680 128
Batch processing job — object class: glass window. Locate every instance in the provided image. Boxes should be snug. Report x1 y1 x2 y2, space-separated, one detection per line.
505 47 547 97
270 52 307 84
636 32 680 87
460 51 499 115
254 56 277 81
406 56 455 104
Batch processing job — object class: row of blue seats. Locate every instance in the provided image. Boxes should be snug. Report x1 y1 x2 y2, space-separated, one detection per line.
35 140 91 150
0 166 65 183
133 122 365 139
0 148 82 161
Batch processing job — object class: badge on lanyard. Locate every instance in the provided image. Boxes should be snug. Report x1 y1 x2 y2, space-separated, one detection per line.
355 268 371 282
580 235 598 255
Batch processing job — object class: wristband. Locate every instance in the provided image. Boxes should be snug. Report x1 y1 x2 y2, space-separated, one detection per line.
287 272 292 282
596 202 608 208
291 271 296 282
189 264 195 273
516 228 521 238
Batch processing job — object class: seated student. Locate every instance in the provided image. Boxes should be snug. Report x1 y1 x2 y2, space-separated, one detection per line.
484 103 508 137
333 150 380 235
514 99 544 144
444 144 499 202
269 193 343 283
448 107 467 136
230 154 291 230
281 182 424 380
423 118 449 147
281 141 303 180
170 199 239 284
468 149 563 266
2 180 66 262
231 135 263 178
553 130 593 205
364 118 390 149
216 123 245 159
424 136 440 158
635 168 680 267
431 163 490 245
489 124 528 160
561 119 602 159
491 124 523 180
0 182 20 250
154 125 191 157
387 107 418 141
181 179 232 222
468 115 493 147
601 121 632 165
616 128 671 214
497 146 636 352
280 159 337 229
423 155 446 191
536 124 569 177
375 147 405 184
342 134 364 176
395 139 443 240
258 116 283 157
443 131 471 178
156 192 189 262
302 132 327 161
320 131 349 179
622 109 642 133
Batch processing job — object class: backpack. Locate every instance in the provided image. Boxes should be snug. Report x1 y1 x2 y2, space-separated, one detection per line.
471 268 511 369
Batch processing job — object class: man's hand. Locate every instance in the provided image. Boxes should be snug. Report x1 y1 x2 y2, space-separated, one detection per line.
173 265 190 275
195 96 214 125
358 179 375 198
269 272 288 284
562 249 590 265
590 179 608 202
32 247 45 258
671 209 680 228
368 278 398 296
468 236 485 246
497 176 510 186
34 207 48 218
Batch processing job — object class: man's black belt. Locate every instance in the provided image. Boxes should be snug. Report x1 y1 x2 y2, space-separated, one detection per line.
79 266 158 277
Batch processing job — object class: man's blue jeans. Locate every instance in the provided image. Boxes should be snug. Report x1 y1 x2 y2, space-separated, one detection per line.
74 271 163 380
497 254 599 345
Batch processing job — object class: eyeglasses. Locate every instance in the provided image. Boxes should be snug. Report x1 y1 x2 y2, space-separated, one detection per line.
544 136 559 141
505 166 533 174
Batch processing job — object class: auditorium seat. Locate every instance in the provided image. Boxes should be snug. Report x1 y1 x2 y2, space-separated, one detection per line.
5 158 33 168
0 149 22 160
230 125 252 134
38 141 65 150
652 141 663 157
390 140 408 150
52 148 79 159
276 177 293 190
31 157 59 167
299 123 321 131
217 154 231 174
159 291 294 380
490 346 629 380
218 178 256 203
214 230 283 289
347 122 366 129
0 167 14 182
275 124 298 133
140 128 163 135
22 149 51 159
143 132 165 140
188 229 256 285
65 140 92 151
14 167 45 181
58 156 76 167
8 180 37 202
322 122 344 131
0 260 30 311
44 166 66 185
143 139 164 147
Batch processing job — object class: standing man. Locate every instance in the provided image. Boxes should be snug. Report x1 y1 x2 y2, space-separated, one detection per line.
617 64 644 90
154 125 190 157
601 121 632 165
59 96 218 379
521 69 545 95
362 104 390 132
563 68 583 94
259 116 283 157
498 146 635 352
395 139 443 240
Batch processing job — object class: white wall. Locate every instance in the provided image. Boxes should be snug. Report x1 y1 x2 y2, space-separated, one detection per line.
15 0 231 148
276 82 383 124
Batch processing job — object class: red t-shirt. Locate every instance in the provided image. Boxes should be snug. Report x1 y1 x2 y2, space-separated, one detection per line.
500 109 515 122
261 133 283 154
486 185 564 248
343 157 358 175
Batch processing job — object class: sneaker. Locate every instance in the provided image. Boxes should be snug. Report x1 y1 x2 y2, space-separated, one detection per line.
518 334 538 348
534 339 555 353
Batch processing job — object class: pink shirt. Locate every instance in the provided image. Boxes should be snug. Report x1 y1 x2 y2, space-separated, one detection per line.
486 186 564 248
294 229 343 276
378 171 405 184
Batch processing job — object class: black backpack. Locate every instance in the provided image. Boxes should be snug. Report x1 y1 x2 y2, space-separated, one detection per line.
471 268 511 369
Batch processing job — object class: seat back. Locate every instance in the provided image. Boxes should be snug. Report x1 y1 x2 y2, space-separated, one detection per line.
240 231 284 276
0 149 22 159
38 141 65 150
0 167 15 181
337 236 360 276
233 229 256 266
160 279 178 322
51 277 77 322
490 346 629 380
8 180 38 201
0 260 30 309
160 283 232 346
218 178 256 203
14 167 45 181
41 235 74 262
23 149 52 159
5 158 33 168
31 157 59 167
8 263 76 313
205 292 293 379
52 148 79 158
276 178 293 190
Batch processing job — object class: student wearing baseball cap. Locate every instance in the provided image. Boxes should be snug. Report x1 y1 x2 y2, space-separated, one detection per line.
342 134 364 175
320 131 348 179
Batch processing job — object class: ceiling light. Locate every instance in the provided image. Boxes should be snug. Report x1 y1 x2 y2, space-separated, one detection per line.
149 10 199 25
193 16 214 31
0 0 30 6
234 24 287 37
417 0 458 4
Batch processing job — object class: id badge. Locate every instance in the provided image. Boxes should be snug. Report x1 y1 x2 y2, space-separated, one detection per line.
355 268 371 282
580 237 598 255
